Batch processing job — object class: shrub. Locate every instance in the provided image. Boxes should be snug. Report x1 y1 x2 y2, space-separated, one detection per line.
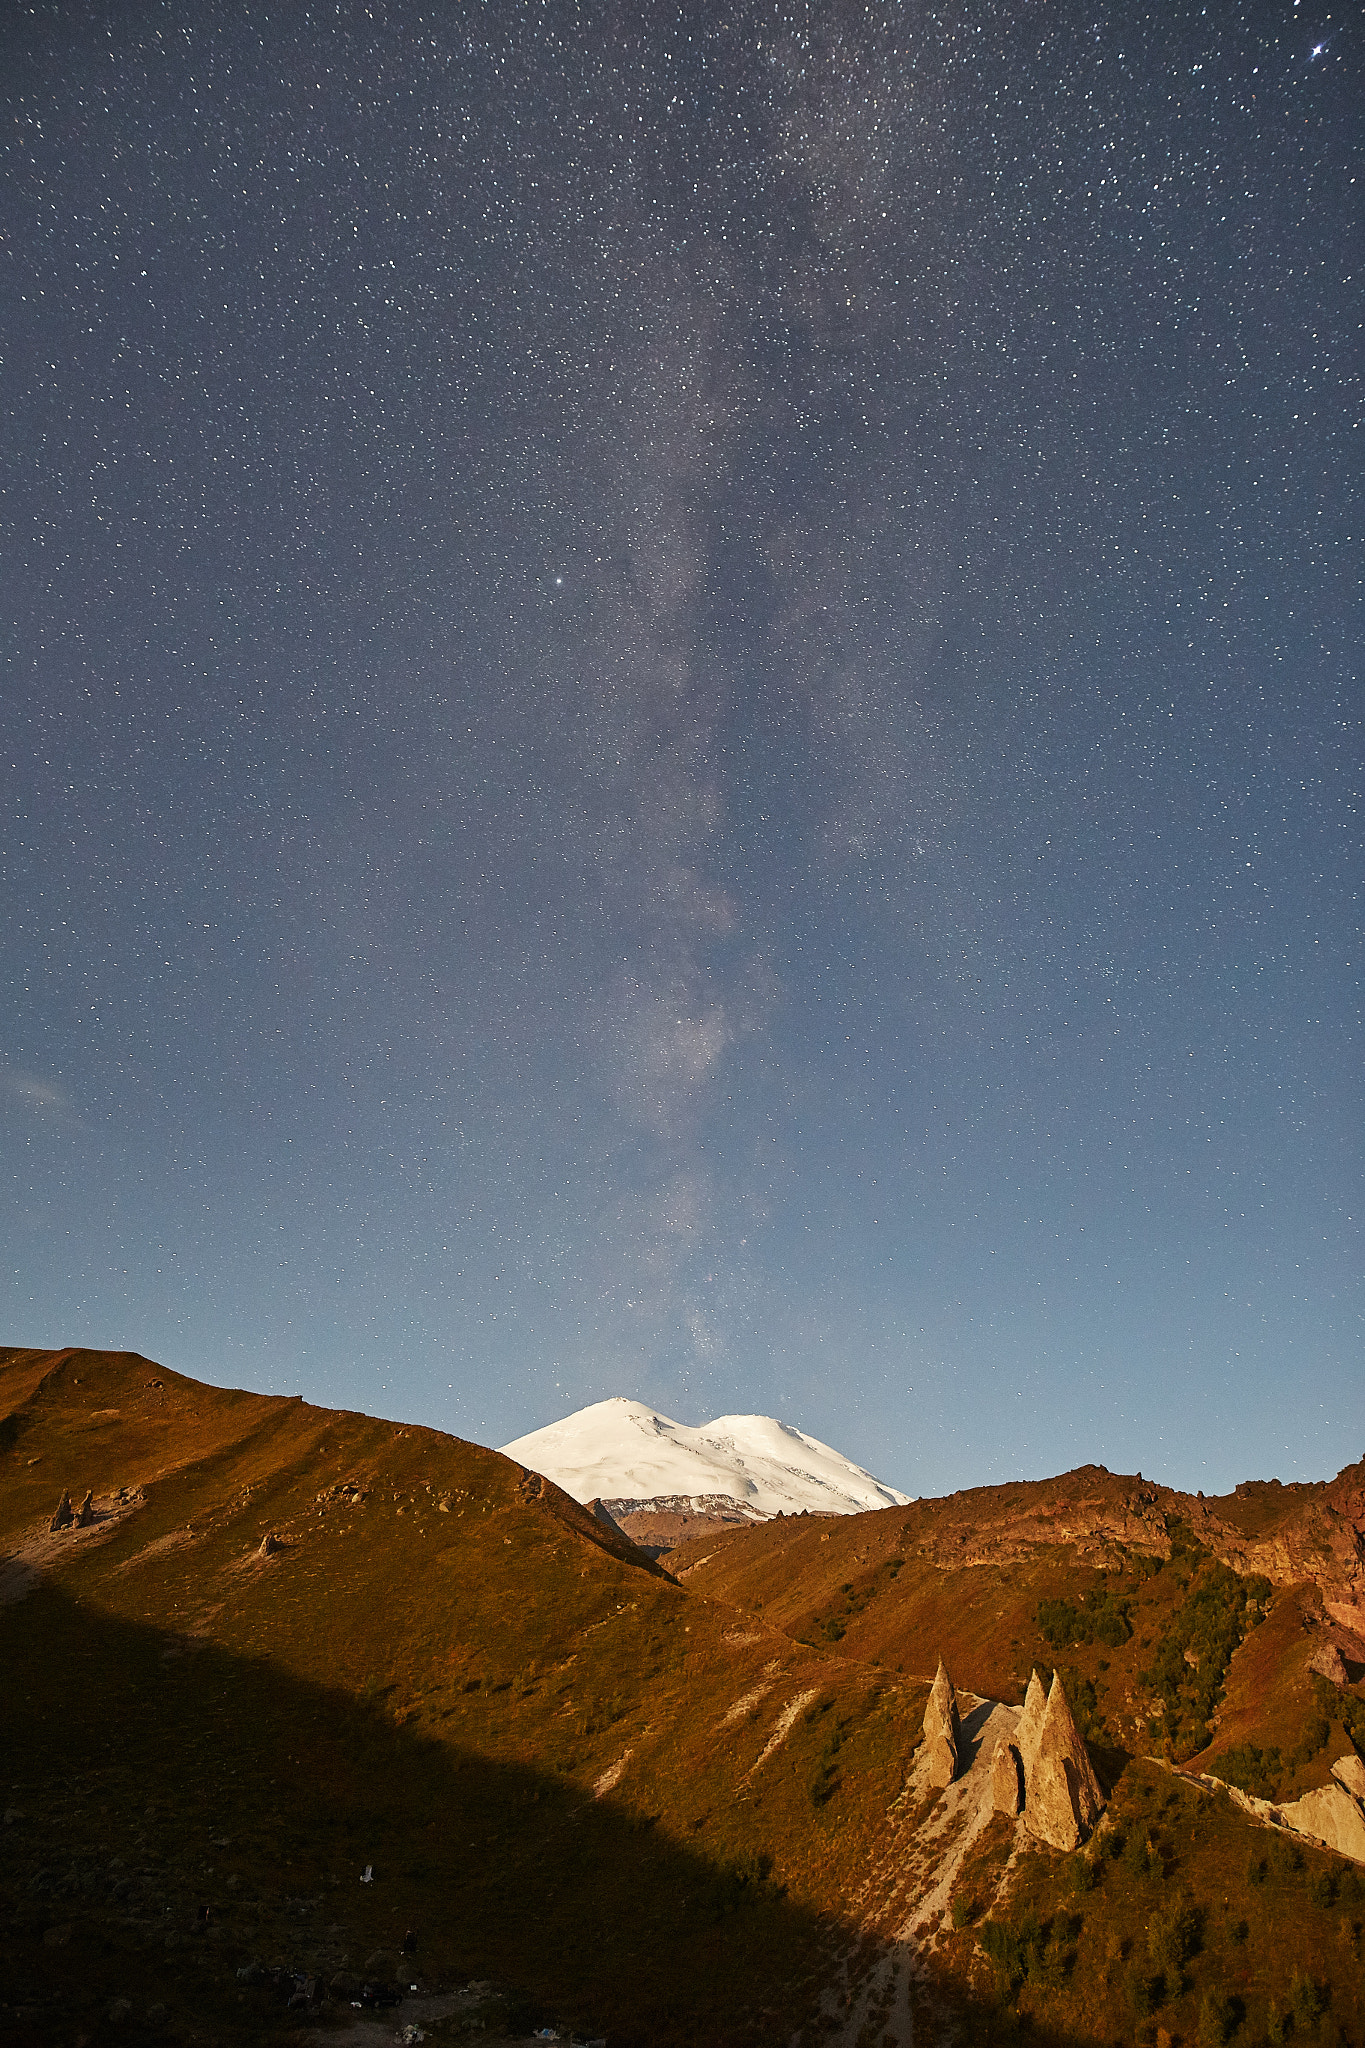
1218 1743 1283 1801
979 1919 1026 1992
1128 1967 1166 2016
1037 1586 1133 1650
1291 1971 1328 2028
1147 1899 1203 1977
1198 1989 1236 2046
1290 1714 1331 1768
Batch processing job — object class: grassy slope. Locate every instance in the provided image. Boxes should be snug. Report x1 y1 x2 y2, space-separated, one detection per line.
935 1763 1365 2047
0 1349 921 2048
5 1349 1364 2048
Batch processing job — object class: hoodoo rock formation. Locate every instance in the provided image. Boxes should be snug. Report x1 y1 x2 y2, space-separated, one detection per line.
1025 1672 1106 1851
49 1490 73 1532
74 1488 95 1527
987 1666 1106 1847
990 1736 1024 1816
922 1659 962 1787
1013 1668 1047 1781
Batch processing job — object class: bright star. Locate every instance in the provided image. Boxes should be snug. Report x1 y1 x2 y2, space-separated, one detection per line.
1310 40 1326 56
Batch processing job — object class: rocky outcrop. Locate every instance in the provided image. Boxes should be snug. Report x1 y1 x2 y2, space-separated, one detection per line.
891 1456 1365 1635
1022 1674 1106 1852
74 1490 96 1528
1309 1641 1349 1686
1279 1782 1365 1864
922 1660 962 1787
991 1737 1024 1816
1330 1753 1365 1801
257 1533 282 1557
1014 1669 1047 1781
49 1491 73 1532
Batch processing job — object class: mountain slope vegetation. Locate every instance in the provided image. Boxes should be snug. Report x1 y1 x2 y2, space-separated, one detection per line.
3 1348 1363 2048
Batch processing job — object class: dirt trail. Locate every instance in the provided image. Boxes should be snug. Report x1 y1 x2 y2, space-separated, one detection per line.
830 1696 1024 2048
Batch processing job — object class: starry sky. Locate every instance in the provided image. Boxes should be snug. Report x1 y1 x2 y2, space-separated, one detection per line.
3 1 1360 1497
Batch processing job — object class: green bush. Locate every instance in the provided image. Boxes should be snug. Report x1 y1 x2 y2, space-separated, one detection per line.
1037 1585 1133 1650
1128 1967 1167 2016
1218 1742 1283 1801
1146 1898 1204 1976
1291 1971 1328 2028
1198 1989 1236 2046
979 1919 1026 1992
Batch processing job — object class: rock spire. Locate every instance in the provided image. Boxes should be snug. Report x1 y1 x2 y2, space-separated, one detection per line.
922 1659 962 1787
1023 1672 1106 1851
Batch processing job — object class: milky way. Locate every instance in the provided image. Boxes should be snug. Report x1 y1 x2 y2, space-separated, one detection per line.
2 2 1359 1492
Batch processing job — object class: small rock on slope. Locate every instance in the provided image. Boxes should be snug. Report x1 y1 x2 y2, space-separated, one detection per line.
1309 1642 1349 1686
49 1491 74 1532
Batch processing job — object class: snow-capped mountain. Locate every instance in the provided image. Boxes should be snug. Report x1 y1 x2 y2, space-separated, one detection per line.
499 1397 910 1518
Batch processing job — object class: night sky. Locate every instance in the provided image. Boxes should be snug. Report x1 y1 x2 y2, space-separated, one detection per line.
3 2 1360 1497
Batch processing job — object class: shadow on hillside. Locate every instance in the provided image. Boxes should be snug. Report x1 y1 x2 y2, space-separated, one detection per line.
1 1578 1105 2048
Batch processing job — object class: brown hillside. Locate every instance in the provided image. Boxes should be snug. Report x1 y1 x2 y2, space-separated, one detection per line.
3 1348 1363 2048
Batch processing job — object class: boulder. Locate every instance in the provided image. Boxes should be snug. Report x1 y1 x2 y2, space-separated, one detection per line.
991 1737 1024 1816
1309 1642 1349 1686
49 1491 74 1532
1023 1673 1105 1852
1330 1753 1365 1801
257 1533 282 1557
1279 1783 1365 1864
1014 1669 1047 1781
922 1660 961 1786
75 1490 96 1528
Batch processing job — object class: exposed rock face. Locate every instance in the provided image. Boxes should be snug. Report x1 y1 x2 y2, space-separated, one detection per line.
74 1490 96 1528
922 1659 962 1787
258 1533 282 1557
882 1456 1365 1638
1014 1669 1048 1781
991 1737 1024 1816
1279 1782 1365 1864
1023 1674 1106 1852
1330 1753 1365 1801
49 1491 73 1532
1309 1641 1349 1686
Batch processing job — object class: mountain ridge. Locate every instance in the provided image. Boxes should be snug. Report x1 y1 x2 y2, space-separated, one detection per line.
5 1344 1365 2048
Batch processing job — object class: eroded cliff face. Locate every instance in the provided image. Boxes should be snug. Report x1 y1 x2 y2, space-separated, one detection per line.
899 1459 1365 1643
